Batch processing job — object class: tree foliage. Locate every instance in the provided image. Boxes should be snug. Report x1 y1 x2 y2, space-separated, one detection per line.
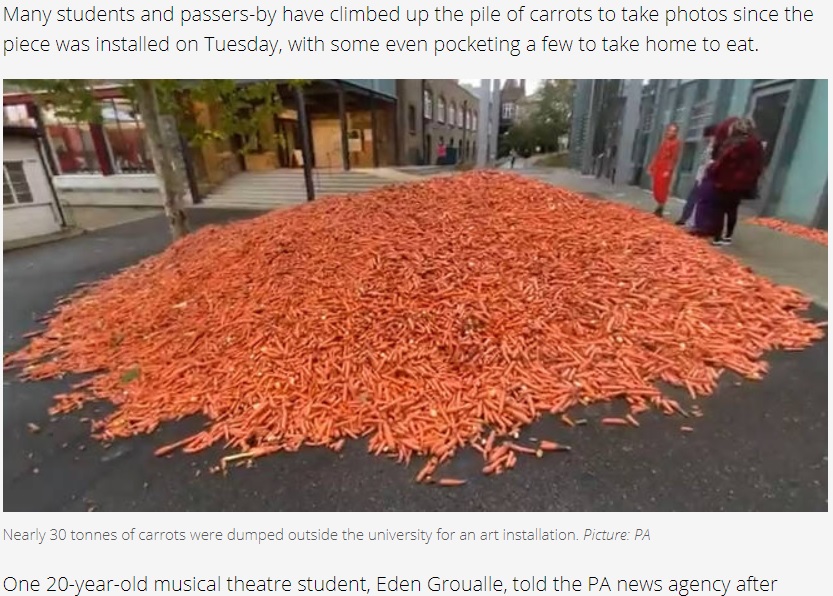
13 79 304 155
9 79 308 241
502 79 575 156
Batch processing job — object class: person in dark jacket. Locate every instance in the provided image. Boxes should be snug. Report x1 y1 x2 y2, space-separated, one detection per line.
707 118 765 246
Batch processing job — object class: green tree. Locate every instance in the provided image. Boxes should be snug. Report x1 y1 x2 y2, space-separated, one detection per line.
502 79 575 157
11 79 302 241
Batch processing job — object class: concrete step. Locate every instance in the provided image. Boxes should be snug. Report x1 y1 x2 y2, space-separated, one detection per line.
201 169 417 207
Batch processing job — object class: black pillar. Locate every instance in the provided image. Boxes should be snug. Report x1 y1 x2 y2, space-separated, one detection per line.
338 84 350 171
295 86 315 202
370 91 380 168
393 98 401 166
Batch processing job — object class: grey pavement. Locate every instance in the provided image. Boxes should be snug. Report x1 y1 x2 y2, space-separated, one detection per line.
3 202 828 512
520 168 828 308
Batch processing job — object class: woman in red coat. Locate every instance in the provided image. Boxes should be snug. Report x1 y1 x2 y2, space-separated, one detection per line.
648 124 681 217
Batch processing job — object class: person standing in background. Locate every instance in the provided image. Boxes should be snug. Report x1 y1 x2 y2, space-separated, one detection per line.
676 124 718 227
708 117 765 246
688 115 740 237
648 124 681 217
711 116 740 160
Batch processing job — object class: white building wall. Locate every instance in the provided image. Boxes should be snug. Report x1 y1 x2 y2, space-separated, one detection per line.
3 137 63 242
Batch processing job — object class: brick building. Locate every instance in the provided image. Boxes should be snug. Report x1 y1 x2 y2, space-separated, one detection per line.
397 80 479 166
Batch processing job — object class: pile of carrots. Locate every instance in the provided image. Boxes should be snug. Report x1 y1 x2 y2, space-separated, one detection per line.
747 217 828 246
4 172 825 483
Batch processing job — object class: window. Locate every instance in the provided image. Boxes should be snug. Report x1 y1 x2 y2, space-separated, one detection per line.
408 105 417 134
3 161 34 205
457 107 465 128
694 80 709 102
502 102 515 119
674 88 685 109
423 90 433 120
3 105 33 127
472 112 478 131
44 122 100 174
101 98 154 174
679 142 698 173
437 96 446 123
463 110 468 130
449 103 456 128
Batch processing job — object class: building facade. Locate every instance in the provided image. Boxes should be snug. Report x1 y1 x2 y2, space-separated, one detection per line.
498 80 526 138
3 80 401 206
572 79 828 228
397 80 479 166
3 126 67 243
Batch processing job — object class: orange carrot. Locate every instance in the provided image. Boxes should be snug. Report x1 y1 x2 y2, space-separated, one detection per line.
602 418 629 426
539 440 570 452
747 217 827 246
507 442 537 455
437 478 467 487
1 171 822 484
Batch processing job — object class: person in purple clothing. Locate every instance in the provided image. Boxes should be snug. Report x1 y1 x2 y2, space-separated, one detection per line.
675 124 717 227
688 116 740 237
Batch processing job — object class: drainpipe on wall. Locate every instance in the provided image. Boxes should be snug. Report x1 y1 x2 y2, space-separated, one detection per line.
420 79 426 165
29 103 59 176
35 135 68 228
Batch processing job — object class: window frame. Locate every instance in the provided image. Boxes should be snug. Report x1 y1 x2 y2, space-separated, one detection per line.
423 90 434 120
3 160 35 206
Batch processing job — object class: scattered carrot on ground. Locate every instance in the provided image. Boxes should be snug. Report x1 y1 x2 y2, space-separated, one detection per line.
3 172 825 483
747 217 828 246
436 478 467 487
601 418 630 427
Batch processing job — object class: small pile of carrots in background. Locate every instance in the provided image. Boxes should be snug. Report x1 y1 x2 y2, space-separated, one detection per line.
747 217 828 246
4 172 826 485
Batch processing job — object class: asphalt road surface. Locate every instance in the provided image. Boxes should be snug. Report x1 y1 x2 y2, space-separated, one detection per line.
3 209 828 511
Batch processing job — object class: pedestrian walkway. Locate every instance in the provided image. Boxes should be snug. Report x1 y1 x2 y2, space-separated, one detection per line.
518 168 828 308
200 169 399 210
199 167 456 210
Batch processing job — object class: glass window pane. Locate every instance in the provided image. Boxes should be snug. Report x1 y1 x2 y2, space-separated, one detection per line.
102 98 154 174
5 162 33 203
45 121 101 174
3 169 14 205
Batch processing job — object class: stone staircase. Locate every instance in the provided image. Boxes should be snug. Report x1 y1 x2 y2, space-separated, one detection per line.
200 169 402 209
